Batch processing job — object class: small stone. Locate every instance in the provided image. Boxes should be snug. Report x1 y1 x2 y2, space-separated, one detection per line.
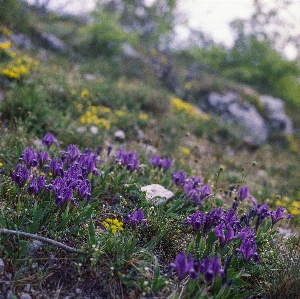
90 126 99 135
114 130 126 141
0 258 4 275
83 73 97 81
24 284 31 292
6 290 13 299
141 184 174 205
20 293 32 299
75 288 82 294
27 240 44 257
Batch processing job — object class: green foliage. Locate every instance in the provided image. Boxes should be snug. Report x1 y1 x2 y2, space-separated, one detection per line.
0 0 31 33
76 4 137 57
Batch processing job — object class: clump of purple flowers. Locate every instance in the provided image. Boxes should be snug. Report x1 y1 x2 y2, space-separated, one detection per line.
169 251 223 283
115 149 140 172
149 155 172 171
42 133 60 148
124 209 147 229
172 170 210 205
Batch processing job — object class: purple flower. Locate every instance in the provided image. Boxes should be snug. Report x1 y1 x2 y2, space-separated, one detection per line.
196 255 223 283
10 164 29 187
49 177 76 206
171 169 186 186
37 149 49 168
149 155 161 168
235 236 259 263
49 157 64 177
116 149 140 172
61 144 80 166
237 185 257 208
183 210 206 231
149 155 172 171
76 179 92 202
270 206 293 226
237 185 250 201
77 152 101 178
19 147 38 169
213 222 246 248
169 251 197 280
27 175 45 195
124 209 147 229
42 133 60 148
203 207 223 235
200 184 210 201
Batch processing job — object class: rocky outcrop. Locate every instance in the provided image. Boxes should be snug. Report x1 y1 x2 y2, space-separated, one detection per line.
207 92 268 145
39 32 67 53
205 91 293 145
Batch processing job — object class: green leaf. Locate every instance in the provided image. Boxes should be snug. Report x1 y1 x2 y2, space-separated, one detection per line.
88 218 96 245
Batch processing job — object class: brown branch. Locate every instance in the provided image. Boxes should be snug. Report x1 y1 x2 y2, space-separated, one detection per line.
0 228 83 254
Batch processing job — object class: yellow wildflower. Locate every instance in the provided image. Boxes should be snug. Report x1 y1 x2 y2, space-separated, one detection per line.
0 162 3 167
139 113 149 120
0 41 11 50
116 110 126 116
0 26 13 36
103 218 124 234
80 88 90 99
171 97 200 119
181 147 190 155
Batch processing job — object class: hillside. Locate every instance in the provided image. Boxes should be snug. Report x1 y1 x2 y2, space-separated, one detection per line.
0 1 300 298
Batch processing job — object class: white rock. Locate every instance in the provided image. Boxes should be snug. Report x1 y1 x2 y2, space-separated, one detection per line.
141 184 174 204
90 126 99 135
114 130 126 141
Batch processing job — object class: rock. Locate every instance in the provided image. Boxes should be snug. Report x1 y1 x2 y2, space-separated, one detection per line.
20 293 32 299
134 126 145 140
11 34 32 49
24 284 31 292
90 126 99 135
140 144 158 155
141 184 174 204
27 240 44 257
6 290 13 299
0 258 4 275
260 95 293 135
207 92 268 145
114 130 126 141
39 33 67 53
122 43 141 59
83 73 97 81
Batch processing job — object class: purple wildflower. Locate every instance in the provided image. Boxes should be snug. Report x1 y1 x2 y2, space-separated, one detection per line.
235 236 259 263
169 251 197 280
171 169 186 186
203 207 223 235
76 179 92 202
124 209 147 229
49 157 64 177
183 210 206 231
48 177 76 206
27 175 45 195
42 133 60 148
19 147 38 169
116 149 140 172
213 222 246 248
10 164 29 187
237 185 257 208
196 255 223 283
37 149 49 168
61 144 80 166
270 206 293 226
149 155 172 171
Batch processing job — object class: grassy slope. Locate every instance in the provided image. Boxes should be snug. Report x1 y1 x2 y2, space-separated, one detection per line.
0 5 300 298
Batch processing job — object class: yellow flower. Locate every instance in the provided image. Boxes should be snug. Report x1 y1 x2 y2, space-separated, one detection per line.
116 110 126 116
0 26 13 36
139 113 148 120
181 147 190 155
0 41 12 50
171 97 200 119
80 88 90 99
0 162 3 167
103 218 124 234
